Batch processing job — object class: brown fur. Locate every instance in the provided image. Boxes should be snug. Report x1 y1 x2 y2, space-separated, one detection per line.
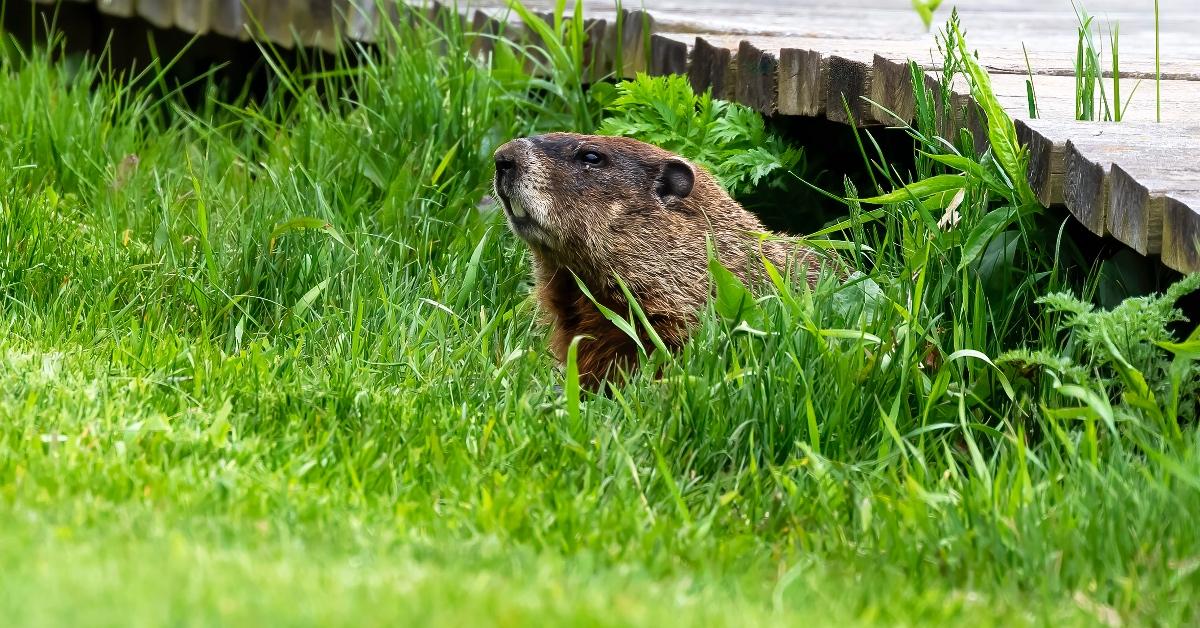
493 133 825 389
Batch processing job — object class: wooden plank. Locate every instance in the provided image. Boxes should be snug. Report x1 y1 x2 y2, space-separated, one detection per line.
305 0 341 51
270 0 341 49
80 0 1200 272
1015 119 1064 207
1017 121 1139 236
673 35 851 119
175 0 211 35
687 36 733 100
1062 140 1116 236
735 40 777 115
485 2 1200 80
655 33 939 130
649 33 687 78
261 0 294 47
585 0 1200 83
1162 195 1200 273
210 0 246 38
777 47 822 116
136 0 174 29
1109 168 1200 257
825 55 871 124
618 9 654 78
468 9 500 57
345 0 378 42
96 0 136 19
285 0 314 47
1109 169 1165 256
1001 75 1200 125
661 31 1200 125
582 18 613 82
1017 119 1200 253
475 0 1198 48
869 54 915 124
239 0 273 42
461 7 615 77
423 2 456 57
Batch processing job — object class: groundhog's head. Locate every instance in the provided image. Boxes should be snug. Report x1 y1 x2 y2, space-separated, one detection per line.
492 133 707 256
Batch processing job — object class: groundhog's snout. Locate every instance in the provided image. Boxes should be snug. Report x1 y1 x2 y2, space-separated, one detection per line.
493 138 548 239
493 146 516 177
492 138 528 210
493 139 528 192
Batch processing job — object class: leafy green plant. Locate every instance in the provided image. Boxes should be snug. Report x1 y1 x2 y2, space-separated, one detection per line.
1027 273 1200 392
999 274 1200 469
594 73 804 198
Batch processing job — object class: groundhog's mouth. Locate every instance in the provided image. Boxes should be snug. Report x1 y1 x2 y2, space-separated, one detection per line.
496 189 538 232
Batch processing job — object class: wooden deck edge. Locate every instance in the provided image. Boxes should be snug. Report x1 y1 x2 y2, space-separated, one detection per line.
1016 118 1200 272
1163 195 1200 273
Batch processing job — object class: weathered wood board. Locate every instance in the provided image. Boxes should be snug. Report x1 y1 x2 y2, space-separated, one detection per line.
1017 119 1200 265
40 0 1200 272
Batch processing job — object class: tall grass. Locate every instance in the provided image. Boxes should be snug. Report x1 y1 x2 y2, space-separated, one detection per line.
1070 1 1146 122
0 4 1198 625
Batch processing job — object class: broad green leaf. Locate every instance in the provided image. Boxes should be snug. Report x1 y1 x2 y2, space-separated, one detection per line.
831 273 886 324
707 241 757 323
1156 338 1200 359
859 174 966 204
953 23 1036 207
922 152 1004 193
1056 383 1117 436
959 206 1017 270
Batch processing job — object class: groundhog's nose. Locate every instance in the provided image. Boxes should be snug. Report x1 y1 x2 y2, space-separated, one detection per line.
494 142 519 175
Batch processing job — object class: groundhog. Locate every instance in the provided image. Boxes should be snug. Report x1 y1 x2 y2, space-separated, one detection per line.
493 132 826 389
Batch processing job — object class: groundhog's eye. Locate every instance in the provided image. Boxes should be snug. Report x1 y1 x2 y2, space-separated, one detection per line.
576 150 606 166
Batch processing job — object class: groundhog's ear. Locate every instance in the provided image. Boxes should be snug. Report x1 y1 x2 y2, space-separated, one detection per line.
656 159 695 200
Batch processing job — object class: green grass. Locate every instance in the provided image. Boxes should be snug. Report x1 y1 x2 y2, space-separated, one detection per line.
2 7 1200 626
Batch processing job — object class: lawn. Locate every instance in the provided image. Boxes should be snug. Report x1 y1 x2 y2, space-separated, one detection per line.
2 7 1199 626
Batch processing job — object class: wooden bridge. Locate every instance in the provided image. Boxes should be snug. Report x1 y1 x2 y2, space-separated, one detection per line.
16 0 1200 273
